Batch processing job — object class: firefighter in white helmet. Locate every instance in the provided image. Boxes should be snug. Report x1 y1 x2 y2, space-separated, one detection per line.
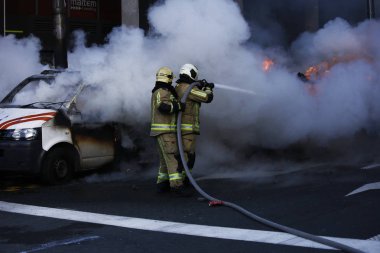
150 67 190 196
175 64 214 185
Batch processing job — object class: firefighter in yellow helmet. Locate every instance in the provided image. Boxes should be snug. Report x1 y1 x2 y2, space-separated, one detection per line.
150 67 189 195
175 64 214 185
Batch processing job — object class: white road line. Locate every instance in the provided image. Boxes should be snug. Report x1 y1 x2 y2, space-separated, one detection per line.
368 235 380 241
361 164 380 170
20 236 100 253
0 201 379 252
346 182 380 196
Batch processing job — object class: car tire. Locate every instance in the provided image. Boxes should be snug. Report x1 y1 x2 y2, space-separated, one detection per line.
41 147 74 185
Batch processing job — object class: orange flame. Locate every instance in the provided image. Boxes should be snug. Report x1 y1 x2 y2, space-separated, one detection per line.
262 58 274 72
303 55 367 81
304 61 330 81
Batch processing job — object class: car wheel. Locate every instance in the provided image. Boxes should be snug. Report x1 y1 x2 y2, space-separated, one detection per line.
41 147 74 184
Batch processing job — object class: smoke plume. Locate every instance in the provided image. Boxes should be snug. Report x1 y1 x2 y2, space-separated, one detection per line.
0 35 43 96
1 0 380 173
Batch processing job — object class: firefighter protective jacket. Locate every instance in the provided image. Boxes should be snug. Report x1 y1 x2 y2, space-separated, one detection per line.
150 84 181 136
175 82 213 135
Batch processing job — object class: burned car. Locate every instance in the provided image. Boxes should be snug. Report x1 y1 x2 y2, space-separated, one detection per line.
0 70 120 184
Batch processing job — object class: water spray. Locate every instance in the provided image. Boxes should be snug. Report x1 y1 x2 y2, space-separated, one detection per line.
214 83 258 96
176 82 365 253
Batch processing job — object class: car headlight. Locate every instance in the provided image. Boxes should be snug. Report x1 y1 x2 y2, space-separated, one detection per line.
11 128 39 140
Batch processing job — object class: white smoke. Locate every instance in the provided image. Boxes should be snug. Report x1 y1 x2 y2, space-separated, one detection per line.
12 72 82 105
1 0 380 172
0 35 44 97
290 18 380 141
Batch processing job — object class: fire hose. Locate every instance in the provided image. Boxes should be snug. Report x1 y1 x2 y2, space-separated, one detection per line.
176 82 364 253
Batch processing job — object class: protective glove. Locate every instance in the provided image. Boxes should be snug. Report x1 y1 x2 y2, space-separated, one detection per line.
196 80 206 89
205 82 214 90
199 79 214 90
199 79 208 88
171 102 180 113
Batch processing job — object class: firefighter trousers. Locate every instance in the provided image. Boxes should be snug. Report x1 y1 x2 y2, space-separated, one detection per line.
181 134 196 179
156 133 183 188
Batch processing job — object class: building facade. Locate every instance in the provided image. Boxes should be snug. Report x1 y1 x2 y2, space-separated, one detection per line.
0 0 378 64
1 0 121 64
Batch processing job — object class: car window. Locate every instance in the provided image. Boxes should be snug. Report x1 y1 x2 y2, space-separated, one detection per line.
75 85 99 112
9 74 82 109
11 79 57 105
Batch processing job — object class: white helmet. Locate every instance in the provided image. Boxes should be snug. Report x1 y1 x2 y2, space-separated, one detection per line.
179 63 198 81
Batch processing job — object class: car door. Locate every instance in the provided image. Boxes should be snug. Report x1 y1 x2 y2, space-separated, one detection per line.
68 85 115 170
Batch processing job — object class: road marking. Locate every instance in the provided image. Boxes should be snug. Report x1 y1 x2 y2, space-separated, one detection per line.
0 201 379 252
360 164 380 170
20 236 100 253
3 186 21 192
369 234 380 241
1 184 40 193
346 182 380 196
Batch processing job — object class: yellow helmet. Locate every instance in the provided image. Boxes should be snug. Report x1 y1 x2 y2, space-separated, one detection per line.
156 67 175 84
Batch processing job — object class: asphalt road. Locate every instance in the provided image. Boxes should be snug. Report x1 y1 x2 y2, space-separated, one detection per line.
0 162 379 253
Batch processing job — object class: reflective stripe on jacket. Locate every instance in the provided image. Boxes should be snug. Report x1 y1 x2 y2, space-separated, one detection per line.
175 82 213 135
150 88 179 136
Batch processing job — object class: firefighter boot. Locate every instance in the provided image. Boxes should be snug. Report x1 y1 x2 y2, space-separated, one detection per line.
183 177 190 187
156 181 170 193
172 185 193 197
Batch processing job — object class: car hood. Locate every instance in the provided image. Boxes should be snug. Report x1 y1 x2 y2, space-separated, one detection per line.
0 108 56 130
